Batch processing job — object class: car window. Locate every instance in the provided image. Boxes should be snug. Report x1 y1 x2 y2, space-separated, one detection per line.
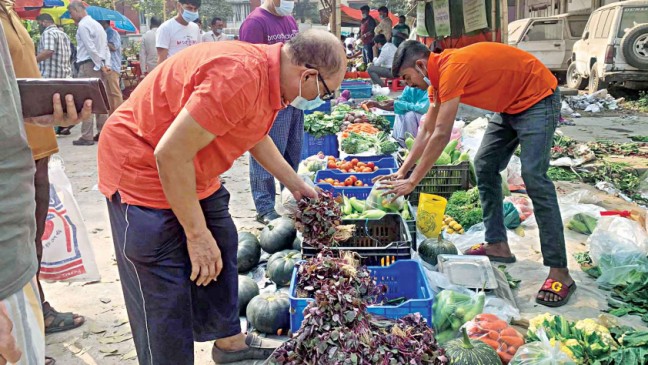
595 10 611 38
568 19 587 37
508 20 528 43
585 11 601 38
617 6 648 38
525 20 563 41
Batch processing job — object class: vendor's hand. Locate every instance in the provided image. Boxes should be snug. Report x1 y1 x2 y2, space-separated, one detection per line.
362 101 378 109
101 66 111 74
291 181 318 202
379 178 416 201
186 229 223 286
26 94 93 128
372 170 406 183
0 310 21 365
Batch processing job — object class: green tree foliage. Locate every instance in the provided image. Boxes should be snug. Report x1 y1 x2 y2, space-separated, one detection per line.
199 0 233 25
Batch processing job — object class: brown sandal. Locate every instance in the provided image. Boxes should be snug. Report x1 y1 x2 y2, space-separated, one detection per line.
536 278 577 308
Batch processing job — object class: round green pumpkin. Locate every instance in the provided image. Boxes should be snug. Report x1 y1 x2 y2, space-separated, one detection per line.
237 232 261 273
259 217 296 254
246 292 290 335
267 250 302 287
445 328 502 365
238 275 260 316
292 235 302 251
418 237 458 266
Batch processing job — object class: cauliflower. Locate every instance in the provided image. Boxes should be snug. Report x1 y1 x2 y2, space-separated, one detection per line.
529 313 556 335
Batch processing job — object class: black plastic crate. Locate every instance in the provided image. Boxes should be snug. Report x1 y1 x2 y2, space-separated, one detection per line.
301 214 412 266
405 201 417 251
396 158 470 205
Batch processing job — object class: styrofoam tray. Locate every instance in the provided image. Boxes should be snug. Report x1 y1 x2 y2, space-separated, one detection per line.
437 254 498 290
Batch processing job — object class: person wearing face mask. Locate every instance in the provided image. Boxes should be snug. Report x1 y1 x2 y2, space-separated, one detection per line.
372 6 392 59
382 40 576 309
96 29 346 364
239 0 303 224
156 0 202 64
359 5 377 64
203 17 226 42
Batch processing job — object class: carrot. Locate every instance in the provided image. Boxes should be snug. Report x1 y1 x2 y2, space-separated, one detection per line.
499 342 508 353
501 336 525 348
498 351 513 364
487 330 500 340
480 320 508 331
475 313 500 322
361 104 370 112
507 346 518 355
500 327 521 337
478 338 500 351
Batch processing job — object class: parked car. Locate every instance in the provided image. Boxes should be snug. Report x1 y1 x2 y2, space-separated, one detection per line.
508 13 589 76
570 0 648 92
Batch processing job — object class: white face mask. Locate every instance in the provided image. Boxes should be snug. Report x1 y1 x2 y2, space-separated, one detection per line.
275 0 294 17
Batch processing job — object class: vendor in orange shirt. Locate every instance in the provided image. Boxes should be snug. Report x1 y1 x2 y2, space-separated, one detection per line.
383 41 575 308
97 29 346 364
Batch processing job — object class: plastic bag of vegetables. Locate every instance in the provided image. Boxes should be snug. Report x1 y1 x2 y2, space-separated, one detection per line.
365 180 405 213
464 313 525 364
510 329 576 365
432 286 485 344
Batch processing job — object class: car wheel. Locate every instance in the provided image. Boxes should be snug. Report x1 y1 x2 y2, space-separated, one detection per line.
588 63 607 94
566 63 587 90
621 24 648 69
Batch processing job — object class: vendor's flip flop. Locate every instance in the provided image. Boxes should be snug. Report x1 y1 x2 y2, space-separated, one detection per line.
536 278 577 308
44 306 85 334
464 244 517 263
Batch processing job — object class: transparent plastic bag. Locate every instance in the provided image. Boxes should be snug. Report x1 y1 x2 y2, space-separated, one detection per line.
447 223 486 252
588 216 648 266
507 156 524 189
365 180 405 213
484 297 521 324
505 195 535 225
509 329 576 365
433 287 485 344
278 175 317 216
464 313 525 364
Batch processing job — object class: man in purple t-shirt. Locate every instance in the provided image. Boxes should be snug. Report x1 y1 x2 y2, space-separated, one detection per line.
240 0 304 225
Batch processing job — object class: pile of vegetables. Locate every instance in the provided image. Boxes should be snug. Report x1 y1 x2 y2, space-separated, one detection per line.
400 138 470 166
365 182 405 213
269 250 448 364
341 131 398 155
445 188 483 230
304 112 343 138
294 191 354 250
318 174 368 187
341 123 380 136
567 213 599 235
325 156 379 173
340 195 411 220
465 313 525 364
443 215 465 235
525 313 648 364
338 108 390 133
433 288 485 344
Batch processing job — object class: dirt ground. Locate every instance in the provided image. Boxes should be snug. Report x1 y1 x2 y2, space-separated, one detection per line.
44 115 647 364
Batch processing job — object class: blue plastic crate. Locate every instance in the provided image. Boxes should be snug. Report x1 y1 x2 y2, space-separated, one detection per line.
289 260 433 333
304 101 331 115
340 82 372 99
325 156 398 170
314 169 392 187
317 184 373 199
300 132 339 160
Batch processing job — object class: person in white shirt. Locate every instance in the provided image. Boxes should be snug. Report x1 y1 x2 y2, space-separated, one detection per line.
367 34 397 87
344 32 355 48
140 16 161 74
156 0 202 64
68 1 111 146
202 17 226 42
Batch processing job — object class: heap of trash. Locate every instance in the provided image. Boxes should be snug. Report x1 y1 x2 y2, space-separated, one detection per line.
562 89 622 116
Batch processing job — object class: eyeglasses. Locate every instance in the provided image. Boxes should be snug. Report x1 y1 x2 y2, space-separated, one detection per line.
306 65 335 101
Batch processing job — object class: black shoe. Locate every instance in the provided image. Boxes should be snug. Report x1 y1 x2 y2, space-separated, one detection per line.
73 138 94 146
57 127 72 136
255 211 281 225
93 133 100 142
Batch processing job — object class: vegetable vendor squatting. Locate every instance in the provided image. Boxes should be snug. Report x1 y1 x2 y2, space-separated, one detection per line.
382 40 575 308
96 30 346 364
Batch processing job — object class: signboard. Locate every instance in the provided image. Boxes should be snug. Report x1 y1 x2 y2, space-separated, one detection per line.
417 1 429 37
433 0 451 36
463 0 488 32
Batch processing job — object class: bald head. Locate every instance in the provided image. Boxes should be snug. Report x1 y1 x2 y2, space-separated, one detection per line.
285 29 346 79
68 1 87 23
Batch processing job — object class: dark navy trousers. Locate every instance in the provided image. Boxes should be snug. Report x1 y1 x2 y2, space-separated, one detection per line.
106 187 240 365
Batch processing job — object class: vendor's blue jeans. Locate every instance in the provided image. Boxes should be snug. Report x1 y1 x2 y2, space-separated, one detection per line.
250 106 304 216
474 89 567 268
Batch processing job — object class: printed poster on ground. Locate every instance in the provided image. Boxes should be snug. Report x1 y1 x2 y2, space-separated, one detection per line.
463 0 488 32
433 0 451 37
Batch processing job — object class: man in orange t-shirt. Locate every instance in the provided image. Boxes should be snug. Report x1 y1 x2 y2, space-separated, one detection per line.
97 30 345 364
384 41 575 308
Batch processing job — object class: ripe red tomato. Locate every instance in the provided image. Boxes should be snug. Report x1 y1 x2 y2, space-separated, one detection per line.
327 162 337 169
354 180 364 187
344 178 354 186
351 158 359 166
366 162 375 169
349 175 358 183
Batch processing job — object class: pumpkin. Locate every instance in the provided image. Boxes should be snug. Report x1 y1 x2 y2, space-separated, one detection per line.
237 232 261 273
267 250 302 287
238 275 260 315
246 292 290 335
292 235 302 251
445 328 503 365
259 217 296 254
418 237 458 266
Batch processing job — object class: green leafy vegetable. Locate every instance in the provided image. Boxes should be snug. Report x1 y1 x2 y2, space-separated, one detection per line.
304 112 342 138
497 265 521 289
445 188 483 230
